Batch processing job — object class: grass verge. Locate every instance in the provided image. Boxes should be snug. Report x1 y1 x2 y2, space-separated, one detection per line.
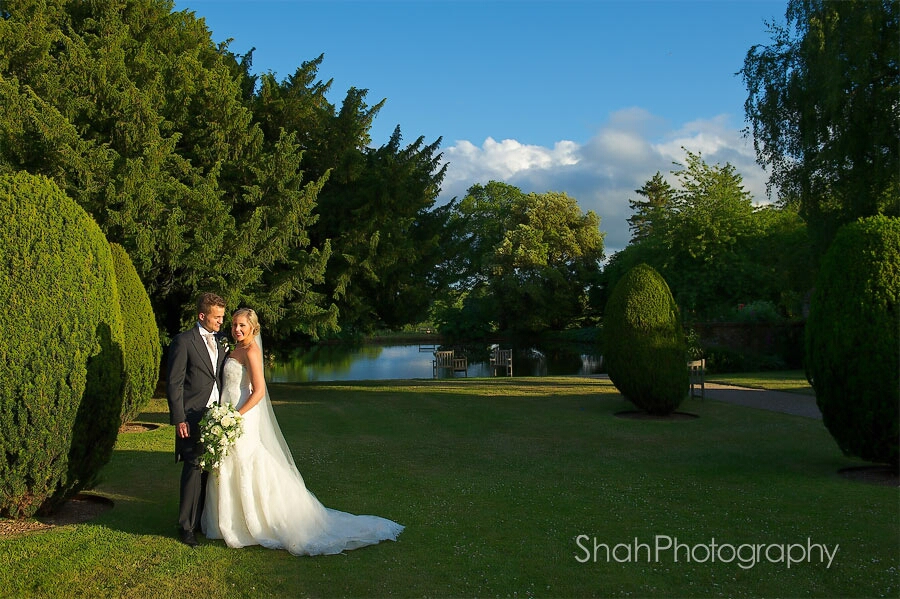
1 376 896 598
708 370 815 395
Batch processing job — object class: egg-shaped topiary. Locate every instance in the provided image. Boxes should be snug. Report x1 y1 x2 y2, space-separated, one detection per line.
0 172 125 518
603 263 688 415
110 243 161 426
806 215 899 466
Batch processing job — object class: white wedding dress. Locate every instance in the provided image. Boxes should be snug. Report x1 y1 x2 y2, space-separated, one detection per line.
201 355 403 555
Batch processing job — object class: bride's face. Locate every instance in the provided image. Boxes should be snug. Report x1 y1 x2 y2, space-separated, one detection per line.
231 315 254 346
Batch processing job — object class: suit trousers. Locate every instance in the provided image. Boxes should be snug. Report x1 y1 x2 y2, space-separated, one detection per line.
178 424 208 533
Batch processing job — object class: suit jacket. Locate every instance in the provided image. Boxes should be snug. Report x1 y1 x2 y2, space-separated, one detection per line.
167 326 228 461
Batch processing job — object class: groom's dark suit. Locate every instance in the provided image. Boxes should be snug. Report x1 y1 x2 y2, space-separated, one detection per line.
167 325 227 534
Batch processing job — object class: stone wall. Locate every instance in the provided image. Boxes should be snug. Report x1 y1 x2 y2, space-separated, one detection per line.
692 321 806 368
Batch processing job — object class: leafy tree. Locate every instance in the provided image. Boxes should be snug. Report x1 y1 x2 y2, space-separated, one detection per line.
431 287 496 341
664 151 756 312
741 0 900 253
607 152 753 315
442 182 605 334
493 191 605 331
605 151 814 320
742 204 815 319
450 181 525 287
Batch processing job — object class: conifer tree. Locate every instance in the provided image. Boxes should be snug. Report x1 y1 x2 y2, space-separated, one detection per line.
626 172 675 243
0 0 333 338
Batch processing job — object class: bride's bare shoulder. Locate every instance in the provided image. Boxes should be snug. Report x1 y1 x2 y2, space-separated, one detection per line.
242 342 262 369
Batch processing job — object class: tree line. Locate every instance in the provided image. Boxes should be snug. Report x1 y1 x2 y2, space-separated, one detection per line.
1 0 896 344
0 0 447 343
604 150 815 322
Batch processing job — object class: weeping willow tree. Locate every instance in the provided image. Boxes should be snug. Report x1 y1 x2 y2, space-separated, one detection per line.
741 0 899 255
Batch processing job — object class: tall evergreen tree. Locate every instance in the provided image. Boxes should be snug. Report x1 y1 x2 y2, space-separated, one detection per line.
626 172 675 243
0 0 334 338
247 56 449 336
313 127 448 335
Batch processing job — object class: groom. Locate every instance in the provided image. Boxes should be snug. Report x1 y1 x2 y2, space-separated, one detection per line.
166 292 227 547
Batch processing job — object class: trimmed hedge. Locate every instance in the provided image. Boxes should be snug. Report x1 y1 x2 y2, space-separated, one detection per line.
0 172 124 518
604 263 688 415
806 215 899 466
110 243 161 426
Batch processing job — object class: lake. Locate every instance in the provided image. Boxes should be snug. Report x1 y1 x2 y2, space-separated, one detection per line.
266 342 604 383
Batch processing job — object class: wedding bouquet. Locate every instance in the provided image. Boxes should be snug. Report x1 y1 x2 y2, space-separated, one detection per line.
198 403 244 471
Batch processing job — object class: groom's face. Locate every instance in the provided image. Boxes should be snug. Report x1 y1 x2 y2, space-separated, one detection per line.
199 305 226 333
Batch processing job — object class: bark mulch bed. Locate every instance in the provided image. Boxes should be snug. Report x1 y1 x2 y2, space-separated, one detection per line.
0 422 160 537
0 494 113 537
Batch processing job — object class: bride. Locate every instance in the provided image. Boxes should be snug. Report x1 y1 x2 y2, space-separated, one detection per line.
201 308 403 555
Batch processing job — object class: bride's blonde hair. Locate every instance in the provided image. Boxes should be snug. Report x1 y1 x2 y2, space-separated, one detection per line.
232 307 261 337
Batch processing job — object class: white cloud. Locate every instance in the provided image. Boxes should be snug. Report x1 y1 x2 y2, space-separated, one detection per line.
438 108 773 256
441 137 580 194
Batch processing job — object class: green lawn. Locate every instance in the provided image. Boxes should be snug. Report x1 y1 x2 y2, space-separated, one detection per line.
2 376 897 598
709 370 816 396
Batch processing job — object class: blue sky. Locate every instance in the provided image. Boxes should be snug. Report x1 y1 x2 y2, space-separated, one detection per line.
173 0 787 253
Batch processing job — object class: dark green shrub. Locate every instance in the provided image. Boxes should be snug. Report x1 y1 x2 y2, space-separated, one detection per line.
603 264 688 415
110 243 160 425
0 172 124 518
806 215 899 466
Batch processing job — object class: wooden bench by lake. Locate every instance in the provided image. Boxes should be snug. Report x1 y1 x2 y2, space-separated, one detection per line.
433 350 468 378
490 348 513 376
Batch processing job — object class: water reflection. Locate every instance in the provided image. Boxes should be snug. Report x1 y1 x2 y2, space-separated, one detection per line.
267 342 603 383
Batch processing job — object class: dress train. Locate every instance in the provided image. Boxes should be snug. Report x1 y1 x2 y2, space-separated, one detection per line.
202 358 403 555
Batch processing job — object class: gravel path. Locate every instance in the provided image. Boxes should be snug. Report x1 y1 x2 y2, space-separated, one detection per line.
701 382 821 419
586 374 821 419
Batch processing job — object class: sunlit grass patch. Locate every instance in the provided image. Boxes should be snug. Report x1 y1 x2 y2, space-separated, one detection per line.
709 370 815 395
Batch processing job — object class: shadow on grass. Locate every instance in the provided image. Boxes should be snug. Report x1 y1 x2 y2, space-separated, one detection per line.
91 448 182 538
127 411 169 425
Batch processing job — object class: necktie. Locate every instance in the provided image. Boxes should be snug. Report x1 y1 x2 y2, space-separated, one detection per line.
205 334 218 354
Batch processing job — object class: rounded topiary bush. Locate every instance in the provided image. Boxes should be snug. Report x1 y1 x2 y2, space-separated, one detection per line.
806 215 899 466
0 172 124 518
604 263 688 415
110 243 161 426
